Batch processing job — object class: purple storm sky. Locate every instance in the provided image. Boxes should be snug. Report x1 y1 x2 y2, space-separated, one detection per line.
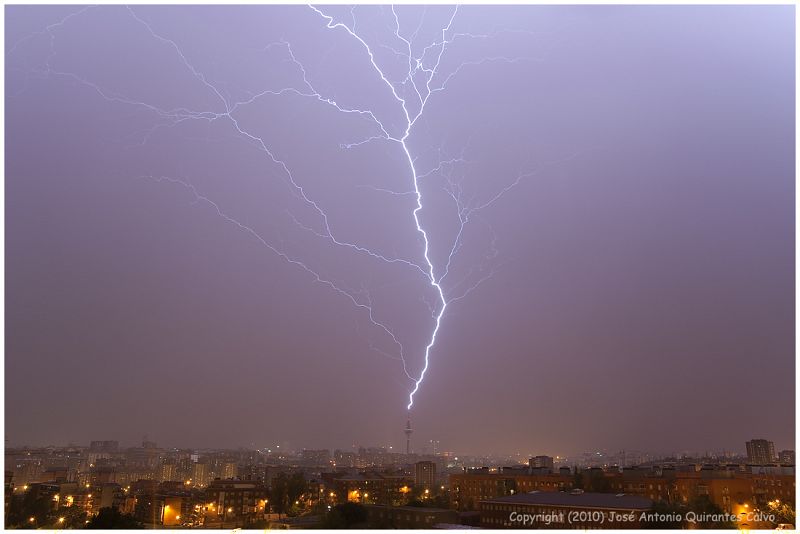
6 5 795 456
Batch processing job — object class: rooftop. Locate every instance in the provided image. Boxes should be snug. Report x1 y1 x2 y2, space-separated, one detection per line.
366 504 455 514
483 491 652 510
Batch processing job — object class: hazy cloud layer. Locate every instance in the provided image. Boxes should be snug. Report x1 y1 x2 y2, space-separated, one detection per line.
6 5 794 456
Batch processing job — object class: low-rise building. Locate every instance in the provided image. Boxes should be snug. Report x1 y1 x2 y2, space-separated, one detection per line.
204 479 267 526
324 471 414 506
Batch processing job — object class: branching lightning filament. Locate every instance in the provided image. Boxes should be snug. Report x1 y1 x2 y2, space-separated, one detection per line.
10 5 558 412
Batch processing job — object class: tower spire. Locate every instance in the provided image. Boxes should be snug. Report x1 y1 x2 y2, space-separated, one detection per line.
404 418 413 455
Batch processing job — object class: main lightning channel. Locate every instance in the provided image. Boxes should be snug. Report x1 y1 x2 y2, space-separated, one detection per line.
403 141 446 410
310 5 458 411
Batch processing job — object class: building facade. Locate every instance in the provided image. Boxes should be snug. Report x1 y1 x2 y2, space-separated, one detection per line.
529 456 555 471
451 464 795 515
204 480 267 526
415 461 436 489
746 440 776 465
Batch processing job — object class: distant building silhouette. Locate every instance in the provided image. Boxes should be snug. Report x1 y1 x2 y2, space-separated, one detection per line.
746 439 776 464
529 455 554 471
88 441 119 453
334 449 357 468
300 449 331 466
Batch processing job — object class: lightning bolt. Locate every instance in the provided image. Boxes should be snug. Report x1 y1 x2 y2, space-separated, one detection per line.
10 5 566 413
309 5 539 410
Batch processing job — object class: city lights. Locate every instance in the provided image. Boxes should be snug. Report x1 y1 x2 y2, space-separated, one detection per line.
3 4 795 532
2 441 795 530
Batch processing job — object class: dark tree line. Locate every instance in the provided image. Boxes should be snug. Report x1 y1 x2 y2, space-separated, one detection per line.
269 472 308 517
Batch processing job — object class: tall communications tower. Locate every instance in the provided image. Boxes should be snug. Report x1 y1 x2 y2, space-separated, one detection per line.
405 418 413 455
